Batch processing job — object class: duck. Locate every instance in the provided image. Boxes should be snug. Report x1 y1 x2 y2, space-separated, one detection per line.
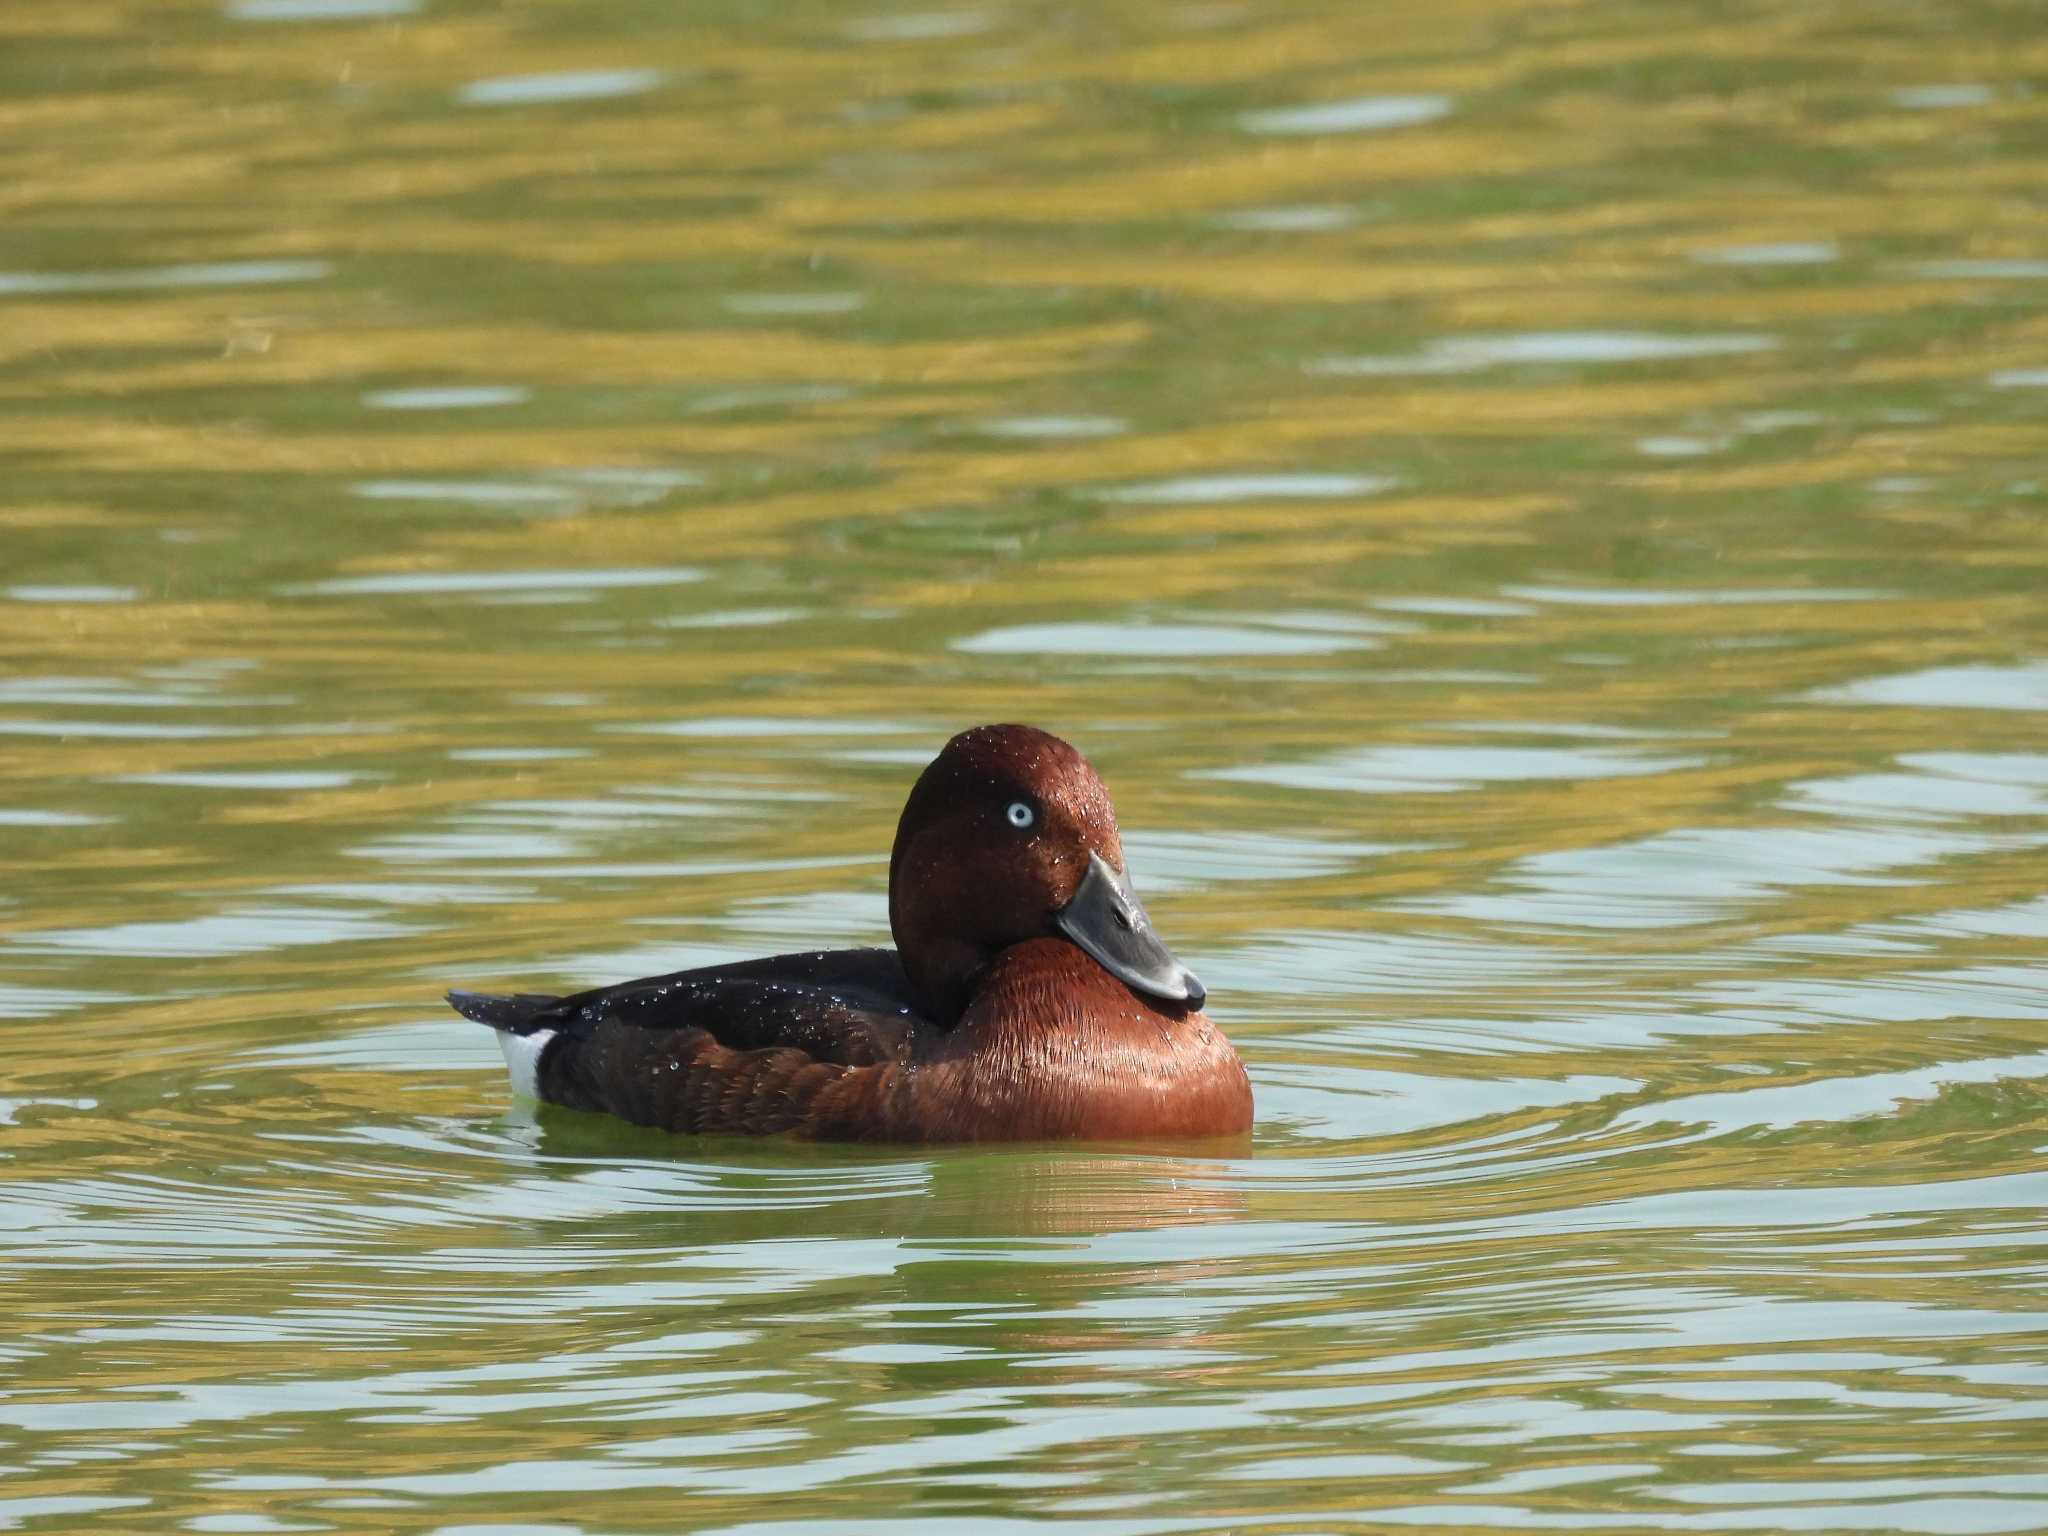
448 723 1252 1142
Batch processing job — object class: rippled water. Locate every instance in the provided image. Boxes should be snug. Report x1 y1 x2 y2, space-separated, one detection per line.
4 1 2047 1531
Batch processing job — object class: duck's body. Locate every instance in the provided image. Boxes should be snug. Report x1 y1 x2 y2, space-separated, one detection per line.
449 725 1252 1143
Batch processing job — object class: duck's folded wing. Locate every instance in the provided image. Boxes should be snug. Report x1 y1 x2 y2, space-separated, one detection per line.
530 1004 909 1137
448 947 928 1136
451 947 921 1059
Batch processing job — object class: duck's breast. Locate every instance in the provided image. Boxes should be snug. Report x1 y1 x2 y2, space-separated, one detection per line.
901 939 1253 1142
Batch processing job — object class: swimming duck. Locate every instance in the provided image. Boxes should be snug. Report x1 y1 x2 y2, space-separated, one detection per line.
449 724 1252 1142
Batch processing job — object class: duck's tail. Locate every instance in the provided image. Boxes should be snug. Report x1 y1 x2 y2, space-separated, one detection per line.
448 990 564 1101
446 988 562 1033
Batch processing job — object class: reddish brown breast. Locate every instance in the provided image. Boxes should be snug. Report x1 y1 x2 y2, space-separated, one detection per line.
885 939 1253 1143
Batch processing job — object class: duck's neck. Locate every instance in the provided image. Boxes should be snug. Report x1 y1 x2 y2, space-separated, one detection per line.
901 937 985 1030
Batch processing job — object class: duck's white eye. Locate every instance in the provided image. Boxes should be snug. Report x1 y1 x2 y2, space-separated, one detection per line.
1006 801 1035 829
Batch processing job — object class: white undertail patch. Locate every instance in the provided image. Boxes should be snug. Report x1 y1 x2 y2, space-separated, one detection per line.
497 1028 555 1101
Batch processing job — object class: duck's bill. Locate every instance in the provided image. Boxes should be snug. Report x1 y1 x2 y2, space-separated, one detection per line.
1055 850 1207 1009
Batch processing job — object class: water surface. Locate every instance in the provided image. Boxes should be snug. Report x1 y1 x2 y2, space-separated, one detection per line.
3 1 2046 1532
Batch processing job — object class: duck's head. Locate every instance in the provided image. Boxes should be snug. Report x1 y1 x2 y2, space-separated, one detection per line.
888 723 1206 1025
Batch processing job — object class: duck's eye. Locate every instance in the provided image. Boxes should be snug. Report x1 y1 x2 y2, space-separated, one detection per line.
1005 801 1035 830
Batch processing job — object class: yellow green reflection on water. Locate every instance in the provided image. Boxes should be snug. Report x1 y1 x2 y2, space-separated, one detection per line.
3 0 2046 1532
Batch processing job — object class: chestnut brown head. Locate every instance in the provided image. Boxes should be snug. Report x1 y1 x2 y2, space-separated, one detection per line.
887 724 1205 1024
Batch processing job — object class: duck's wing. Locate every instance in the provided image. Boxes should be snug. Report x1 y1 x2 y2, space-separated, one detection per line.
449 946 923 1059
448 947 928 1136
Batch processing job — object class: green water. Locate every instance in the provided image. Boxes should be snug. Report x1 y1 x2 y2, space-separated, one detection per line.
4 0 2047 1531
